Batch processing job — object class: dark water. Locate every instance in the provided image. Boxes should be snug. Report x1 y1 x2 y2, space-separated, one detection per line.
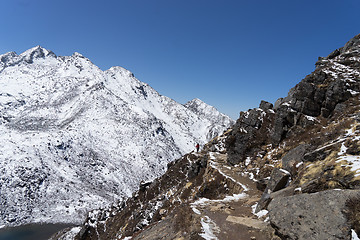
0 223 73 240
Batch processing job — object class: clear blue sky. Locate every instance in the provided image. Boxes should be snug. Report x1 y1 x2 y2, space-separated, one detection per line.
1 0 359 119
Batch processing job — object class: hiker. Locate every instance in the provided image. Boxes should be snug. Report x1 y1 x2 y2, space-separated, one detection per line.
196 143 200 152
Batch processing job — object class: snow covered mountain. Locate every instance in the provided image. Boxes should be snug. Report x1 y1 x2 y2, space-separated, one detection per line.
0 46 234 227
184 98 233 141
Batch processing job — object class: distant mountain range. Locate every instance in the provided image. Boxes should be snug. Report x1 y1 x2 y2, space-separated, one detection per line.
0 46 234 227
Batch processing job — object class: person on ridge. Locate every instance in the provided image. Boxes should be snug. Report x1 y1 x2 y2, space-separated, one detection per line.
196 143 200 153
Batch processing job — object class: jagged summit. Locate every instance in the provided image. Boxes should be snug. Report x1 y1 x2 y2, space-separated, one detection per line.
0 51 17 63
185 98 234 140
186 97 206 105
71 51 87 58
0 46 234 227
316 33 360 70
0 46 58 73
185 98 231 120
338 33 360 54
107 66 135 77
20 45 56 59
184 98 216 115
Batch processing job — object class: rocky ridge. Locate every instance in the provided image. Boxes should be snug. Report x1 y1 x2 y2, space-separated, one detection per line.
57 33 360 240
0 47 234 228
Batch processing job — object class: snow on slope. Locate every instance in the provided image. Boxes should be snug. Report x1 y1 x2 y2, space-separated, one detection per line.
0 46 234 227
184 98 234 141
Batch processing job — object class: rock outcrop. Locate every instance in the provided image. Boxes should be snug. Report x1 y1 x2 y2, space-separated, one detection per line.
225 33 360 239
269 190 360 239
227 35 360 166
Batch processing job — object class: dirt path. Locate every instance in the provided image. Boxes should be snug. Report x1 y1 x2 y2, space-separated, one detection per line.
192 152 273 240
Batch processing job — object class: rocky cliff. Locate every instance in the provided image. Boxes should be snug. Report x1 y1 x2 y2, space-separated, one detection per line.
55 34 360 240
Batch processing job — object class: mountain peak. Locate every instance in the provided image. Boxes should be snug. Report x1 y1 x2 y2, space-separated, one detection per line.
184 98 215 112
316 33 360 64
184 98 221 116
184 97 235 140
71 52 86 58
19 45 56 63
186 98 206 105
0 51 18 64
106 66 135 78
342 33 360 53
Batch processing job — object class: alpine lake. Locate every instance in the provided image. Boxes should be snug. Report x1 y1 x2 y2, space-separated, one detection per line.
0 223 74 240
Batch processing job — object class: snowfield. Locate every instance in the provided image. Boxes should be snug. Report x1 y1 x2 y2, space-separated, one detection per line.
0 46 234 227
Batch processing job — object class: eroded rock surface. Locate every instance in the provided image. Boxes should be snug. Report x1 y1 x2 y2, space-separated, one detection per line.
269 190 360 240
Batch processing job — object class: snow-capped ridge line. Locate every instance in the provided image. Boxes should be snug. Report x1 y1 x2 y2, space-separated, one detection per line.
0 46 234 227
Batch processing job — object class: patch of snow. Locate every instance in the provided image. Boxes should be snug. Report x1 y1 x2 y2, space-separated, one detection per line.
296 162 303 168
279 169 290 175
348 89 360 96
338 142 348 156
323 62 360 83
346 126 356 136
192 193 247 208
337 155 360 177
311 138 346 156
245 157 251 166
243 111 250 118
140 219 149 227
241 171 255 180
282 102 291 107
192 207 201 215
199 216 219 240
352 229 360 240
213 163 249 191
239 127 248 133
304 115 318 122
59 226 82 240
221 193 248 202
251 203 268 218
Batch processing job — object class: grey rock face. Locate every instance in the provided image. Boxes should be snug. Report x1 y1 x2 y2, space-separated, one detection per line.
266 168 291 192
269 190 360 240
342 33 360 53
226 108 274 165
281 144 311 175
259 100 273 111
255 168 290 213
227 33 360 164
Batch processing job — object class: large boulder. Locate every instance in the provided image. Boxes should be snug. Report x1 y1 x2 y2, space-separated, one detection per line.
281 144 311 175
255 168 290 213
268 189 360 240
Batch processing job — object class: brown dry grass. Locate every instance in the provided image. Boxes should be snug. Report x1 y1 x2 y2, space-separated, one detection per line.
345 197 360 236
